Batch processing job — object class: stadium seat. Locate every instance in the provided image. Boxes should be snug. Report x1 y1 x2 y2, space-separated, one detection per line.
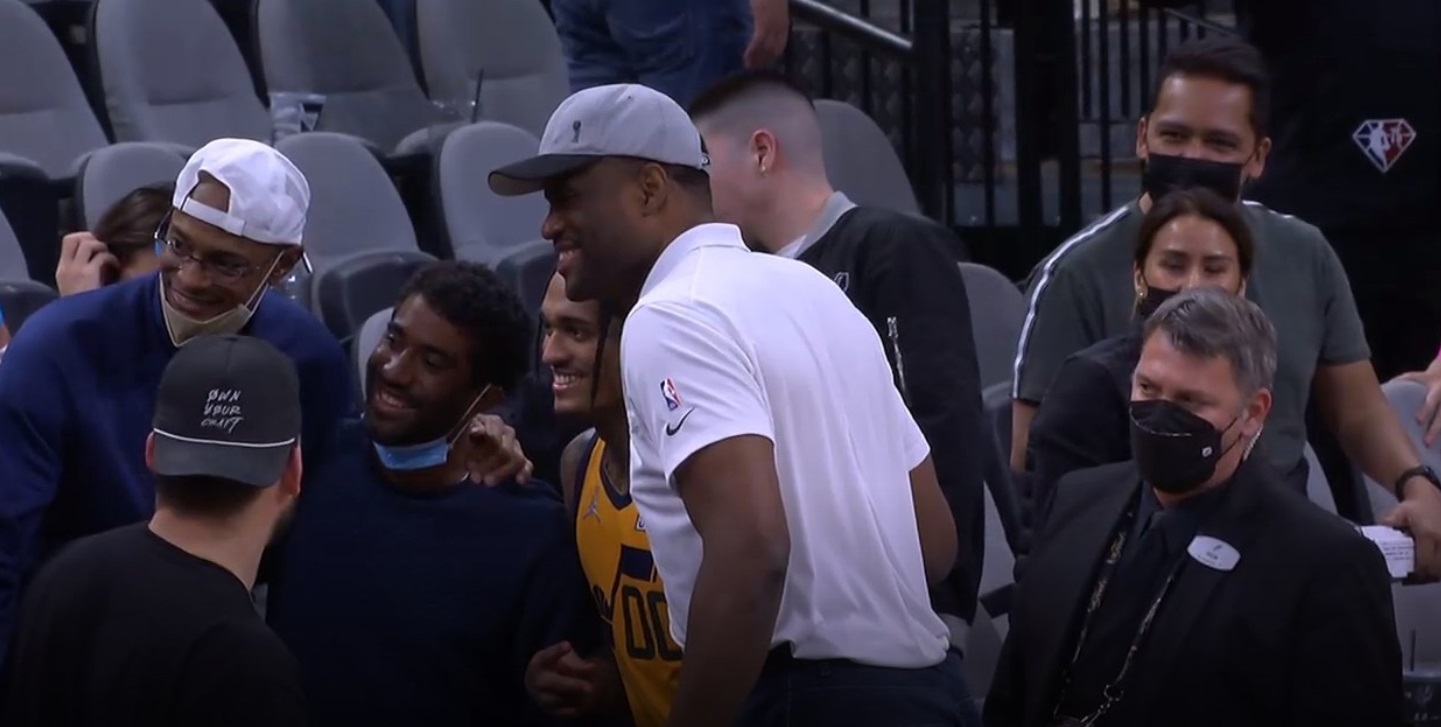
255 0 452 154
959 262 1027 390
354 306 393 399
1368 378 1441 519
91 0 271 149
436 122 548 264
1394 582 1441 667
0 278 58 333
0 209 36 282
814 99 920 216
414 0 569 139
964 484 1017 704
0 0 111 179
492 239 556 328
274 132 435 337
74 142 185 229
1302 443 1338 514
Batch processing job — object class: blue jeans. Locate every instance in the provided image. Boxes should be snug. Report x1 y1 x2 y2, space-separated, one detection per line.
550 0 751 106
737 649 984 727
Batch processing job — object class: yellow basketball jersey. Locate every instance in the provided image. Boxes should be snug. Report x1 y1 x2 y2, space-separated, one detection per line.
574 438 681 727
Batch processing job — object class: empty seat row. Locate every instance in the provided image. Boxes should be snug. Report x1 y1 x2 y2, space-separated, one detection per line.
0 0 568 184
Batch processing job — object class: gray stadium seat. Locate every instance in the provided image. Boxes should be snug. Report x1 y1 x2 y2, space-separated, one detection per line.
74 143 186 229
964 485 1016 705
0 278 58 334
354 306 392 397
0 207 33 282
414 0 569 139
1302 443 1338 514
0 0 111 179
492 239 556 327
437 122 548 263
92 0 271 148
1368 379 1441 519
273 132 435 338
960 262 1027 390
1394 582 1441 667
814 99 920 216
256 0 450 154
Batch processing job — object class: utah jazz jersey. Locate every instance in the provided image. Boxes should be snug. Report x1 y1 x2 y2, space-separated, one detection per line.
574 436 680 727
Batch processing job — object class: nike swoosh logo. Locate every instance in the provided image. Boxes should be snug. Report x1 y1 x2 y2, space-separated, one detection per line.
665 408 695 436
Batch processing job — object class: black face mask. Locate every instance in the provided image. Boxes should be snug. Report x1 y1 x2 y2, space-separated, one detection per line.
1135 285 1180 319
1140 152 1245 202
1129 399 1243 494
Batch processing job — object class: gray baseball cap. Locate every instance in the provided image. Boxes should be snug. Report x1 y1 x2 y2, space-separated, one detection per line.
489 83 709 197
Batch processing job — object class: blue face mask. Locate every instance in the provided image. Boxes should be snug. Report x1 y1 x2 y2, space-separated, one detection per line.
371 387 490 472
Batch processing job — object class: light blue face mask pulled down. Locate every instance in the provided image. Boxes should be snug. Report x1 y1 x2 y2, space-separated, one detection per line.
371 387 490 471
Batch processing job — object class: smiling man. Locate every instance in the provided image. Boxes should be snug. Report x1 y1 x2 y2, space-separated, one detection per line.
491 84 966 727
0 139 354 671
266 261 599 726
1008 37 1441 578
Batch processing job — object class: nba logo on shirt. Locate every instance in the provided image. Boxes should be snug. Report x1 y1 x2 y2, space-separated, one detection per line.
661 378 683 411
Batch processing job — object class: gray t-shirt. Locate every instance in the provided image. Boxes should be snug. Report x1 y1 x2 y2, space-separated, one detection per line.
1013 199 1370 475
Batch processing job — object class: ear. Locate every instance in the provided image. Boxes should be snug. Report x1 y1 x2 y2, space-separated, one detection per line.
1236 277 1248 298
1243 388 1272 437
144 432 156 470
279 444 303 498
637 163 669 216
479 384 506 412
1133 266 1147 300
1246 136 1272 182
266 247 304 286
1135 115 1150 160
751 129 778 176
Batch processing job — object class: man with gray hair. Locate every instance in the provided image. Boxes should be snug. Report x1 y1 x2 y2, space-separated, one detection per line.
987 288 1402 726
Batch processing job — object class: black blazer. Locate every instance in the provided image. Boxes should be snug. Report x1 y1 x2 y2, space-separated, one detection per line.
985 458 1403 727
1026 327 1140 523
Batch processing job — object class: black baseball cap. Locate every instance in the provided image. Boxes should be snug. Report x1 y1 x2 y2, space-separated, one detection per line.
151 335 301 487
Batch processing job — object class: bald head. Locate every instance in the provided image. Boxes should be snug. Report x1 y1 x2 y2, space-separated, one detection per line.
689 71 828 178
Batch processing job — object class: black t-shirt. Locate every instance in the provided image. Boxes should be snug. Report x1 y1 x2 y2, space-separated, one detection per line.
4 523 306 727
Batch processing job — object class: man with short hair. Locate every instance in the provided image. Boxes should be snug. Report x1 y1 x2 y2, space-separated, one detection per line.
1009 37 1441 577
687 70 989 674
0 139 355 665
266 261 597 725
492 83 969 726
5 335 308 727
988 289 1402 726
526 272 680 726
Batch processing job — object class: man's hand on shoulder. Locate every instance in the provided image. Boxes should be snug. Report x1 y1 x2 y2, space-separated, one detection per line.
465 413 533 485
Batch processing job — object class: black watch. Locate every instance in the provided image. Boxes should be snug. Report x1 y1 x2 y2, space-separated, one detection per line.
1393 465 1441 500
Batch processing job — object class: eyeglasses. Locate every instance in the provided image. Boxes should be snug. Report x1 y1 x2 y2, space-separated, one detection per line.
154 216 272 283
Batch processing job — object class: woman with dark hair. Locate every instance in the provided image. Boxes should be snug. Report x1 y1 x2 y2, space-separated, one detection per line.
1025 188 1256 522
55 184 174 296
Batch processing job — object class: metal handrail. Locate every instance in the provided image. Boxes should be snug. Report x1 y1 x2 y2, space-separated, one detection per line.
788 0 914 60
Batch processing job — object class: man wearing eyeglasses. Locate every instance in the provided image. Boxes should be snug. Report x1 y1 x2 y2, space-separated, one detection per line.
0 139 354 676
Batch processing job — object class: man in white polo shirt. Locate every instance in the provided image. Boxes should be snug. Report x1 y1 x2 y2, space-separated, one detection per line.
490 84 972 727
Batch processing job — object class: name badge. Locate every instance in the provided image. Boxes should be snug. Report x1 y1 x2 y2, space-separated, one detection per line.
1187 535 1240 572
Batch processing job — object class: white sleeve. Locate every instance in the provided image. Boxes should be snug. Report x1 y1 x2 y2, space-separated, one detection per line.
622 301 774 483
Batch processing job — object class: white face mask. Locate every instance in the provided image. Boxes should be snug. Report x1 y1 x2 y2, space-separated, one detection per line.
159 254 282 347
